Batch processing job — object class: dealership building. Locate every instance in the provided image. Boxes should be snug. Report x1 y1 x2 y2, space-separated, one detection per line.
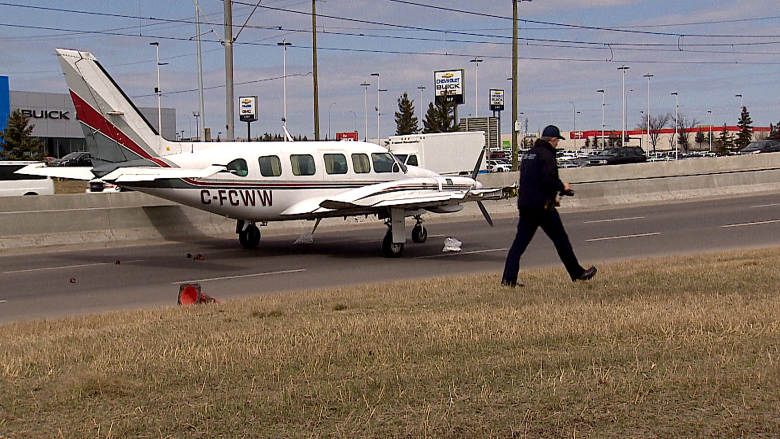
0 75 176 158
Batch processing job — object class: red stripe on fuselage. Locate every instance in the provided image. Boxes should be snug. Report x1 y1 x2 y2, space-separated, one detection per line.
69 90 168 168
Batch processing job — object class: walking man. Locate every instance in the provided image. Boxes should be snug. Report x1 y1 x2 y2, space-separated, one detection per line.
501 125 596 287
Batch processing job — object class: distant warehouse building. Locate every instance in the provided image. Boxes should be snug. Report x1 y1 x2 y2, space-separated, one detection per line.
0 77 176 159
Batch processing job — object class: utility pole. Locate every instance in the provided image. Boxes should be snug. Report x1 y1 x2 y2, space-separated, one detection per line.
223 0 235 141
312 0 320 140
511 0 518 171
643 73 653 154
361 82 370 141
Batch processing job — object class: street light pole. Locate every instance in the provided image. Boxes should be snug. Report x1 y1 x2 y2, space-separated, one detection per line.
671 92 678 159
360 82 370 141
328 102 336 140
470 57 483 118
569 101 576 149
735 94 743 111
708 110 712 152
597 89 605 149
417 85 425 132
617 65 629 146
150 42 165 138
277 40 292 138
371 73 380 143
643 73 653 154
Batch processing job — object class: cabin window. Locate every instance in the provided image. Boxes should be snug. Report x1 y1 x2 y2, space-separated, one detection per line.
258 155 282 177
371 152 398 173
324 153 348 174
291 154 316 176
407 154 419 166
226 158 249 177
351 153 370 173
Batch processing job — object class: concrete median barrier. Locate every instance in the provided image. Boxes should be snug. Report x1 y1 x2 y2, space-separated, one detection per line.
3 152 780 251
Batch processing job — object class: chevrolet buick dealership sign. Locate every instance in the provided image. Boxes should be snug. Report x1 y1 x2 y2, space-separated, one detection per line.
434 69 464 105
239 96 258 122
489 89 504 112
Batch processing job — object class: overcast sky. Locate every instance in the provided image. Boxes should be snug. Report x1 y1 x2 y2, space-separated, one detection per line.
2 0 779 142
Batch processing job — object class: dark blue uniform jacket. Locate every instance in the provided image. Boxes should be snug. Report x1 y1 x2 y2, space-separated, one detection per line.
517 139 565 211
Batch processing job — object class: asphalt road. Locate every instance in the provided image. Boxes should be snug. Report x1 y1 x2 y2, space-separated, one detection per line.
2 191 780 323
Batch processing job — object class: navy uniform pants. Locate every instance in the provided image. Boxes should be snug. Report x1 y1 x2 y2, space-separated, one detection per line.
502 208 585 283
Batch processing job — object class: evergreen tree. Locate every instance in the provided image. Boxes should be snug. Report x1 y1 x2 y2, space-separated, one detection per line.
695 128 705 150
422 100 457 133
717 123 732 155
0 109 43 160
735 106 753 150
394 92 418 135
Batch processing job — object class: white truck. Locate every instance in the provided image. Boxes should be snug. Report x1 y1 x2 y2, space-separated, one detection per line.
386 131 486 176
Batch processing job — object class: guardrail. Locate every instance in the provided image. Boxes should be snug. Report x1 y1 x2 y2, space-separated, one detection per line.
2 152 780 251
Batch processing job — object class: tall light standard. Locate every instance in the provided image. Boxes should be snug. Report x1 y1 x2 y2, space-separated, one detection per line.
597 89 605 149
360 82 370 141
735 94 743 111
569 102 576 149
349 110 357 133
617 65 629 146
193 111 200 141
328 102 336 139
708 110 713 152
470 57 483 117
277 39 292 137
643 73 653 153
150 42 167 138
671 92 679 159
417 85 425 131
371 73 380 142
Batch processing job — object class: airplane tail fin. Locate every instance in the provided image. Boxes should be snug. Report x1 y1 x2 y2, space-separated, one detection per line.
56 49 172 168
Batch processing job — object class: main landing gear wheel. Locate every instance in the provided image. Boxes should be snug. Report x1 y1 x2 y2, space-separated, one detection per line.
382 232 404 258
238 224 261 249
411 223 427 243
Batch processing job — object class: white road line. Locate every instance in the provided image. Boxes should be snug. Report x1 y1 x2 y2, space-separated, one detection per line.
722 219 780 228
750 203 780 209
419 248 508 259
0 300 7 303
586 232 659 242
172 268 306 284
583 216 644 224
2 260 145 274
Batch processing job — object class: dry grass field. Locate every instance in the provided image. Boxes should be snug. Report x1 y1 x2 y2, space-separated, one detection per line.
2 248 780 438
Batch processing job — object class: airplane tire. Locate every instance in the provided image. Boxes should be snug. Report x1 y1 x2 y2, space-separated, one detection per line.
239 224 261 249
411 224 427 243
382 232 404 258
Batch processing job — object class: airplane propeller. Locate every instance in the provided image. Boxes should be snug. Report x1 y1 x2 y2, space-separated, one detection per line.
471 149 494 227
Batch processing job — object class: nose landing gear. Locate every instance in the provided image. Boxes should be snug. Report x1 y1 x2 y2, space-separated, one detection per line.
237 220 261 249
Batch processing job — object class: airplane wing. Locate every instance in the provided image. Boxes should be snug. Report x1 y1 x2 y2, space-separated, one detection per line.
102 165 225 182
281 177 507 217
16 163 95 180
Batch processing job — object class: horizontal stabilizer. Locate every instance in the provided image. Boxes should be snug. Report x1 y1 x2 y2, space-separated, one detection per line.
17 163 94 181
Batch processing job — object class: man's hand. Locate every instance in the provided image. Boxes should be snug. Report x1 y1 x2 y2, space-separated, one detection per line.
562 182 574 197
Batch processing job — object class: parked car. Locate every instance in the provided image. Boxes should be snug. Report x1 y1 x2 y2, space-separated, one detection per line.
50 151 92 167
487 160 512 172
739 140 780 154
587 147 647 166
0 161 55 196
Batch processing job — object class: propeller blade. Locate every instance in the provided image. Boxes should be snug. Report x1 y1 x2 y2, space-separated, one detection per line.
477 200 494 227
471 148 485 180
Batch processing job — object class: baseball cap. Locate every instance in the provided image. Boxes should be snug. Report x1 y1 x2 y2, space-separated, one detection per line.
542 125 565 140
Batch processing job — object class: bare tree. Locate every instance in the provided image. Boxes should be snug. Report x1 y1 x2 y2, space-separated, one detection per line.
676 114 700 154
637 113 670 154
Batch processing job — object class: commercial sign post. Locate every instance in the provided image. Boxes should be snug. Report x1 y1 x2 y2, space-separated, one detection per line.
489 89 505 152
434 69 465 124
238 96 258 141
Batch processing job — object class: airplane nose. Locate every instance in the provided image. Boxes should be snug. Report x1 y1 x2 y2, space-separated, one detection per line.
474 180 483 190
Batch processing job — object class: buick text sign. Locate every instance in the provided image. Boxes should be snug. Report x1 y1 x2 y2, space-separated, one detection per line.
239 96 258 122
489 89 504 112
434 69 464 105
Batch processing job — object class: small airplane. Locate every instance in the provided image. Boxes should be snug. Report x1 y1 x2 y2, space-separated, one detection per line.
22 48 507 257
